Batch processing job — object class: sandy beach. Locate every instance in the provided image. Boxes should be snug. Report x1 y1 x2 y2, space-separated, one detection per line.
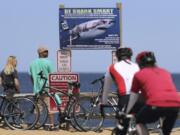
0 128 180 135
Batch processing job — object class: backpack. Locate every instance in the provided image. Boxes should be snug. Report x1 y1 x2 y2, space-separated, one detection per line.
1 71 15 90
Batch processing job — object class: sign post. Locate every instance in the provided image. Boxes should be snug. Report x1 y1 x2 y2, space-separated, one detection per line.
116 3 122 48
112 50 118 64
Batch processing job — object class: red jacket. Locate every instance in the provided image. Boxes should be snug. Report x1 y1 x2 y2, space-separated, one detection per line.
131 66 180 107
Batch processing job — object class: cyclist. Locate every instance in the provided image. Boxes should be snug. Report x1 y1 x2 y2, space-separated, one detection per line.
102 47 141 134
126 51 180 135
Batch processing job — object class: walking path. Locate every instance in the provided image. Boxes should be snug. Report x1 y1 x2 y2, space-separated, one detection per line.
0 128 180 135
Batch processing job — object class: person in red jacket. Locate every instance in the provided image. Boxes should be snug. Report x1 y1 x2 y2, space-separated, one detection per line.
126 51 180 135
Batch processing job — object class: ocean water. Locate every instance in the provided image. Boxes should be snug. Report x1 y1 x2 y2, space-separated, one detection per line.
18 72 180 93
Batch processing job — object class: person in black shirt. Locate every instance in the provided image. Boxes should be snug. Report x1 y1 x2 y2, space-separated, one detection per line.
0 56 20 98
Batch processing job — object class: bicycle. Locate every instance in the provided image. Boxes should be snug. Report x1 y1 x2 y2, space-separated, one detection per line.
101 103 165 135
111 107 138 135
73 76 164 134
114 114 165 135
27 71 81 130
0 93 39 130
99 103 147 135
72 76 118 132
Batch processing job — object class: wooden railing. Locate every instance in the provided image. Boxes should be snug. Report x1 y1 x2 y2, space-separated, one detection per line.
14 92 180 119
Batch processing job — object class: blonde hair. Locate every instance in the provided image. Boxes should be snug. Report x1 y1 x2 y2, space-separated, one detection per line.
4 56 17 75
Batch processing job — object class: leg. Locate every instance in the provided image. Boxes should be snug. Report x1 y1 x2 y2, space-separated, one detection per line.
136 123 149 135
136 105 160 123
49 112 55 128
35 97 48 129
136 105 160 135
161 108 179 135
43 96 57 130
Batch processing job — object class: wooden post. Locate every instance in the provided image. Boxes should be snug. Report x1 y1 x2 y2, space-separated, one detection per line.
59 4 64 9
116 3 122 47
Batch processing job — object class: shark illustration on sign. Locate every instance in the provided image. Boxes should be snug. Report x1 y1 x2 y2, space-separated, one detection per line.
63 19 115 44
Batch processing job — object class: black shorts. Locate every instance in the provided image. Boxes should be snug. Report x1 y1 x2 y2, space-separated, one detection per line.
118 94 144 113
136 105 179 124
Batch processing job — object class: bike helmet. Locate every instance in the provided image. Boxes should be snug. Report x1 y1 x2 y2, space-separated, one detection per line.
116 47 133 61
136 51 156 67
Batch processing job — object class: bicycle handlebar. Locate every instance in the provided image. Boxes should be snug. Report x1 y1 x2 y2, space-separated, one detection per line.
68 82 80 89
91 76 105 85
38 71 47 80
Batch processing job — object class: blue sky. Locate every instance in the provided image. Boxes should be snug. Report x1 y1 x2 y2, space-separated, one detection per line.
0 0 180 73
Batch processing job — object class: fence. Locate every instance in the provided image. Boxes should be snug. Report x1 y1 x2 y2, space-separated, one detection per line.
15 92 180 119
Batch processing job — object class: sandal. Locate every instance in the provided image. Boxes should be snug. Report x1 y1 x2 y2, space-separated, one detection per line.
49 125 59 131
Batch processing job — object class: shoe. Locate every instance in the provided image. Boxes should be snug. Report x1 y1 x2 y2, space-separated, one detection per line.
49 125 59 131
44 124 59 131
34 123 42 129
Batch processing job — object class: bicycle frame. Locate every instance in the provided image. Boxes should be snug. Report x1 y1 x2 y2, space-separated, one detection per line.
0 95 6 116
39 78 77 110
91 76 118 117
35 71 80 130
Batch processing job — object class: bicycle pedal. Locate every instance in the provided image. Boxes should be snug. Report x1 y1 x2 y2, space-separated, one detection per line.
60 116 71 122
44 124 59 131
64 117 71 122
59 123 67 130
95 129 103 133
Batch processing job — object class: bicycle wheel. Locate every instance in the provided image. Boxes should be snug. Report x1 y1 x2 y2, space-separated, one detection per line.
72 98 104 132
28 96 48 129
112 127 142 135
0 95 6 126
111 127 125 135
66 100 84 131
3 97 39 130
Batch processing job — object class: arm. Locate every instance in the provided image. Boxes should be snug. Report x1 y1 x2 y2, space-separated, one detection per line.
30 75 34 84
126 92 139 113
14 78 20 93
126 72 142 113
0 77 2 86
0 71 2 86
13 69 20 93
29 64 34 84
0 77 3 91
102 71 113 104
